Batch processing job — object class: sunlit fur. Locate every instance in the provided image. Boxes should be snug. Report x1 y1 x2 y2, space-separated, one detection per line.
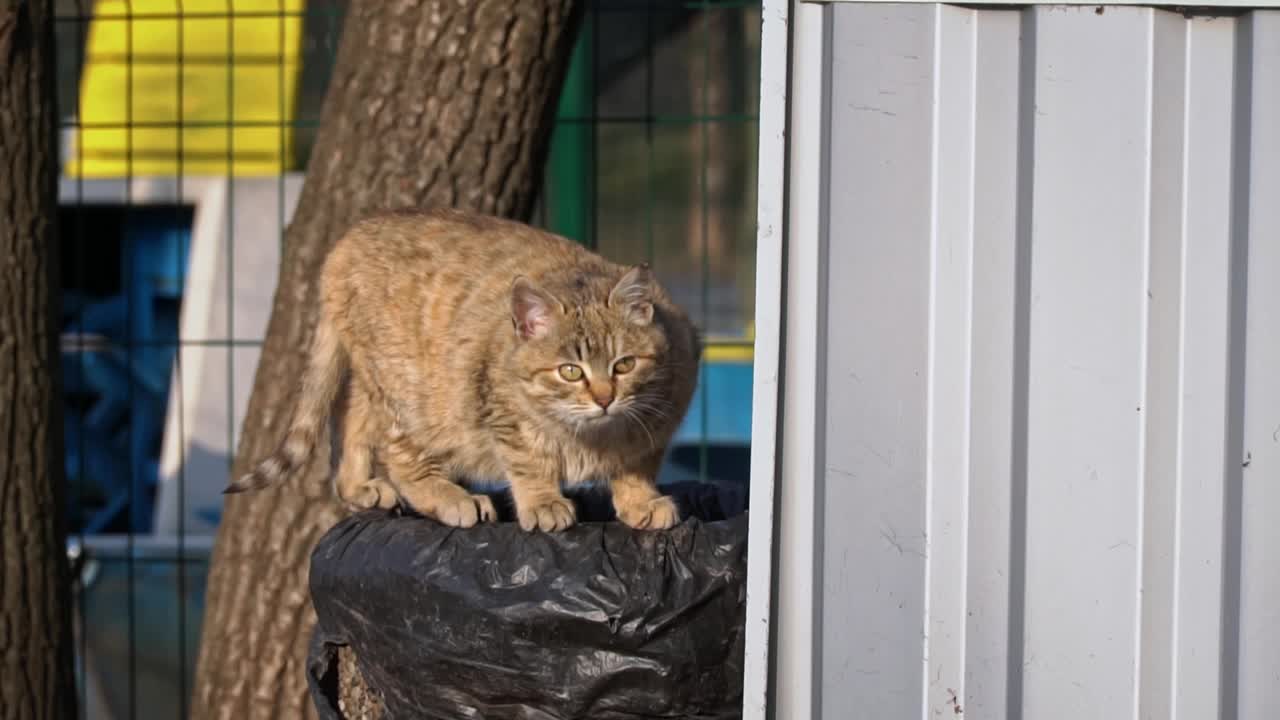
232 209 701 532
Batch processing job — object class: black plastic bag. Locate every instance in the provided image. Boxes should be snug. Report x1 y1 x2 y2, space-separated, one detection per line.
307 482 749 719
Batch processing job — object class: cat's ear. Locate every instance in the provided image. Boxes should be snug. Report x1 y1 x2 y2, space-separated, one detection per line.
609 264 656 326
511 276 558 340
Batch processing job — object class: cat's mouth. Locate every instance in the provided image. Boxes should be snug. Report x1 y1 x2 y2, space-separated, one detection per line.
569 407 622 428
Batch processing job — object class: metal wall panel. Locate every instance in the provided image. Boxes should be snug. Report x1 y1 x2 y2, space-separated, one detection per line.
1237 15 1280 720
822 5 934 717
769 4 1280 718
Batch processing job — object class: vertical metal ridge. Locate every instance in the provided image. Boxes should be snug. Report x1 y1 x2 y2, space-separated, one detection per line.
812 4 834 717
1005 9 1037 720
1167 18 1190 709
743 0 791 713
924 5 979 717
1218 12 1253 720
965 9 1022 717
959 6 979 714
1131 9 1158 720
923 6 944 709
1137 11 1189 720
774 3 828 718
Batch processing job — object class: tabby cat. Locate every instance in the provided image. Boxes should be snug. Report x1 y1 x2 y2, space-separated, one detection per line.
227 209 701 532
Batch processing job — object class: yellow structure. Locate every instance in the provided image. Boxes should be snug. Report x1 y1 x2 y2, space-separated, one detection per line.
704 322 755 363
65 0 304 177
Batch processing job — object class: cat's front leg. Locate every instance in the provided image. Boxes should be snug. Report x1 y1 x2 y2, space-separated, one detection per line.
333 437 398 512
611 455 679 530
382 434 496 528
330 375 399 512
501 449 576 532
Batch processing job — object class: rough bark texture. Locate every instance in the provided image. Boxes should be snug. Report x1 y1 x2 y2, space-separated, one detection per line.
191 1 581 718
0 1 77 719
685 9 749 279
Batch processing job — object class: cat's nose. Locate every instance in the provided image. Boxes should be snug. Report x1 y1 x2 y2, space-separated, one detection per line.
592 386 614 410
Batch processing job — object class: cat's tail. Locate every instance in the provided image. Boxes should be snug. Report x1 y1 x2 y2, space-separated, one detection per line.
224 318 346 495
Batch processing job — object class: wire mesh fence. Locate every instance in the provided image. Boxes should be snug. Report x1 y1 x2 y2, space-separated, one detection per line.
52 1 760 717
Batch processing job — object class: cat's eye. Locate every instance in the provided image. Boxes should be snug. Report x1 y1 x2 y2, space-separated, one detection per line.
558 364 584 382
612 356 637 375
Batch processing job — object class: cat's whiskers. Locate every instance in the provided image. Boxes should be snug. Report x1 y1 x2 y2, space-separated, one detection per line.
635 397 676 413
626 397 675 424
621 406 657 450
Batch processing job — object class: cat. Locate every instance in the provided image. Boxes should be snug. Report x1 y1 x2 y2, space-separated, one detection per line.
226 208 701 532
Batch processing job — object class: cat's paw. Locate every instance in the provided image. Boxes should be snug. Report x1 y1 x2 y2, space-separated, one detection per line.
517 495 577 532
435 493 487 529
616 494 680 530
472 494 498 523
339 477 399 513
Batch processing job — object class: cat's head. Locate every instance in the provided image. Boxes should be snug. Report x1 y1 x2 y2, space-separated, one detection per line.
508 265 696 441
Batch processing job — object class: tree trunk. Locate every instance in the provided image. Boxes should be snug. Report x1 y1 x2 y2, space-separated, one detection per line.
685 8 734 276
0 1 77 719
191 1 581 718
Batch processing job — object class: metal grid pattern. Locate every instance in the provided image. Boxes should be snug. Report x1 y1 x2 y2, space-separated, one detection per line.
51 1 760 717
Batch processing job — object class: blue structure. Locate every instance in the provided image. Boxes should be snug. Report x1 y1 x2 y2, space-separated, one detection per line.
661 359 753 487
61 207 192 534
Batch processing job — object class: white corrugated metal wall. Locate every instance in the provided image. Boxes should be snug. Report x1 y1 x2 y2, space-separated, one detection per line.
747 3 1280 718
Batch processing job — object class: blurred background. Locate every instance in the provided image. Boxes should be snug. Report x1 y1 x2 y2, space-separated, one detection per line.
51 0 760 717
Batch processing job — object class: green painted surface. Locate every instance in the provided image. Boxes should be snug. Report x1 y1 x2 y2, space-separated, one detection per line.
546 23 594 246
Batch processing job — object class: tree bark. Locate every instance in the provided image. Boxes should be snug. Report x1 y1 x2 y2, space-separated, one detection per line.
0 1 77 719
191 1 581 718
